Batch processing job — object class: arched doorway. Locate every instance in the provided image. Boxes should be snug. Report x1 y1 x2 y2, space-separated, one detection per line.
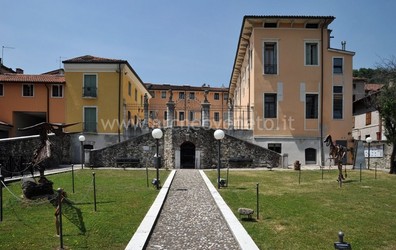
180 141 195 168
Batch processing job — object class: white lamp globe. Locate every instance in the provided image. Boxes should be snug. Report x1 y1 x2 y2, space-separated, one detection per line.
214 129 225 140
366 137 373 143
78 135 86 142
152 128 163 139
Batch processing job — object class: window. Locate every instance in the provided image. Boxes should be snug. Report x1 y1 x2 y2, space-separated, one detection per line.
0 83 4 96
179 111 185 121
189 111 194 121
223 93 228 100
264 42 277 74
264 93 277 118
305 23 319 29
161 91 166 99
366 112 372 125
333 58 343 74
84 107 97 132
134 89 138 102
214 93 220 100
264 22 277 28
189 92 195 100
333 86 343 119
164 111 167 120
306 94 318 119
83 74 97 97
52 84 63 97
179 92 185 99
305 42 319 65
268 143 281 153
214 112 220 122
128 82 132 96
23 84 34 97
149 111 155 119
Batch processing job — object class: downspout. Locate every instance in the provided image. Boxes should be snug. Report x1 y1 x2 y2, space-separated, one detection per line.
118 63 121 143
320 20 326 167
45 84 50 122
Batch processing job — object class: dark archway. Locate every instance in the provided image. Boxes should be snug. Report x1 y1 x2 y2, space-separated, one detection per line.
305 148 317 164
180 141 195 168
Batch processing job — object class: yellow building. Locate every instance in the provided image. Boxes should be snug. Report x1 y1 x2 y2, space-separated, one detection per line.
228 16 355 166
63 55 151 148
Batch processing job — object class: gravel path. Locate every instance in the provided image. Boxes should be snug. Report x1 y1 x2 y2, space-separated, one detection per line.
145 169 240 250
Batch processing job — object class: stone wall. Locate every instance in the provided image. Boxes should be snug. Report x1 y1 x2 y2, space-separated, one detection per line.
0 134 72 176
89 127 281 169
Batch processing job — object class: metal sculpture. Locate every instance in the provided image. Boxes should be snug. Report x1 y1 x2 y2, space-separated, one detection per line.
324 134 347 182
18 122 79 178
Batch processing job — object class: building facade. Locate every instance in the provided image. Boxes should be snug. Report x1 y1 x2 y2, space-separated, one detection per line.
0 70 66 138
145 83 228 129
228 15 355 166
63 55 151 149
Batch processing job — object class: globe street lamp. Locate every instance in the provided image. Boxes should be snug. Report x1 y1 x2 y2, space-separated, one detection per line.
214 129 225 189
78 135 86 169
366 137 373 170
152 128 163 190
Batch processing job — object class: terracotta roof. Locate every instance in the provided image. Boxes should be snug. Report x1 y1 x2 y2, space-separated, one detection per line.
365 83 383 92
145 83 228 92
0 73 65 83
63 55 126 64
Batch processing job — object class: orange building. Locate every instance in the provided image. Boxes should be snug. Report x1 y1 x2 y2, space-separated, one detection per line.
228 15 355 166
145 83 228 129
0 70 66 138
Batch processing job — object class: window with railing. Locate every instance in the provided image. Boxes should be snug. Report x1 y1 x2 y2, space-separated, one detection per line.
264 42 277 74
83 74 97 97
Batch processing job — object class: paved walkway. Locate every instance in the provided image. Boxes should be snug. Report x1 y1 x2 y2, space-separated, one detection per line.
145 169 240 250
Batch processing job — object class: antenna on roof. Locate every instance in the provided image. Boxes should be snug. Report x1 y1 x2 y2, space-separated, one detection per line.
58 56 67 69
1 45 15 65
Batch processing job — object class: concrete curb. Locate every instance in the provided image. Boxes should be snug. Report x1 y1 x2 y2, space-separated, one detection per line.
125 169 176 250
199 170 260 250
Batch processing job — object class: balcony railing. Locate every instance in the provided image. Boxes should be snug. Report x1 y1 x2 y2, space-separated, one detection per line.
83 86 97 97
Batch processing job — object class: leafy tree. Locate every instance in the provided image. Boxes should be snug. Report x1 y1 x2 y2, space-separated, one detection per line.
374 56 396 174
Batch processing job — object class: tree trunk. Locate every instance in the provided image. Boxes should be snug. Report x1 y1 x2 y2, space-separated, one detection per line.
390 142 396 174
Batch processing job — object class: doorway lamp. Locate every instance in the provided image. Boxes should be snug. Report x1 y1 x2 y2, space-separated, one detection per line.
152 128 163 190
214 129 225 189
78 135 86 169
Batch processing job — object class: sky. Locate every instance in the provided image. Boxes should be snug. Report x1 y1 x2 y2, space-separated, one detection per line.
1 0 395 87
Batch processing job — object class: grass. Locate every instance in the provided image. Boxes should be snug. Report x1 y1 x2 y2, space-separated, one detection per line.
205 168 396 249
0 169 169 250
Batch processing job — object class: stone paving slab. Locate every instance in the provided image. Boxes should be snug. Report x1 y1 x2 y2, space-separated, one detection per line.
145 169 241 250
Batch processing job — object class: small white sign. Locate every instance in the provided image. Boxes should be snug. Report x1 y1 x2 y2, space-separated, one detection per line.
364 144 384 158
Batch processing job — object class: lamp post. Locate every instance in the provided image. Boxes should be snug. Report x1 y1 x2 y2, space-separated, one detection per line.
366 137 373 170
79 135 86 169
214 129 225 189
152 128 163 190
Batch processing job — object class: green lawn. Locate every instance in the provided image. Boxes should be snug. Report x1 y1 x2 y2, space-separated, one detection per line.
0 169 169 250
205 169 396 249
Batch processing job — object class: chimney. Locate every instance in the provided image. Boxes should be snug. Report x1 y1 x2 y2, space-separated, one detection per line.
16 68 24 74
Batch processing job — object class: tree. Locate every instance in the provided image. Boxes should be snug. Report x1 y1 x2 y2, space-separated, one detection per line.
375 56 396 174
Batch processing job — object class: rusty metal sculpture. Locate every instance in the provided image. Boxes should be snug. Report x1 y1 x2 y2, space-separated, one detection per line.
324 134 347 182
18 122 79 178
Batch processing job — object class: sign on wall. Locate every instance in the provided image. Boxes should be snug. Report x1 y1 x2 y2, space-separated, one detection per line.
364 144 384 158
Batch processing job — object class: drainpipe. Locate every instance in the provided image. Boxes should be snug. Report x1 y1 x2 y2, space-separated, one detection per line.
319 20 326 167
45 84 50 122
118 63 121 142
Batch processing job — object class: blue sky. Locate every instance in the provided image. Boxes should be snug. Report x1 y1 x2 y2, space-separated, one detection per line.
1 0 395 86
